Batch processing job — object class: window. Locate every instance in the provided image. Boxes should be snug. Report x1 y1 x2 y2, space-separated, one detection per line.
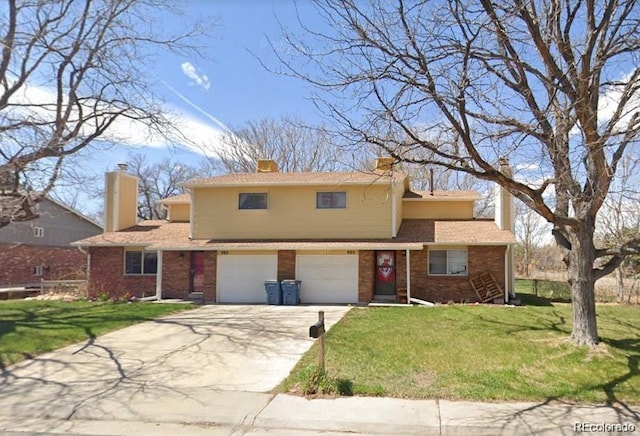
429 249 468 276
239 193 268 210
316 192 346 209
125 251 158 275
33 227 44 238
33 266 43 276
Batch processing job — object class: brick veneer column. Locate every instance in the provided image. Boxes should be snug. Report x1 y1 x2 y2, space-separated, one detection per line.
358 250 374 303
203 251 217 302
277 250 296 281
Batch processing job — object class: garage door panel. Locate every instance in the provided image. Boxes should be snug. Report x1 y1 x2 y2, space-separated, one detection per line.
217 255 277 303
296 255 358 304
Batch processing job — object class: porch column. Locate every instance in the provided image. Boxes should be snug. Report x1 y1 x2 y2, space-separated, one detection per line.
406 249 411 303
156 250 163 300
503 246 509 302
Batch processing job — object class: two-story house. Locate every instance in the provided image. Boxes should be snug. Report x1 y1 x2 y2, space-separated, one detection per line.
73 158 516 304
0 197 102 287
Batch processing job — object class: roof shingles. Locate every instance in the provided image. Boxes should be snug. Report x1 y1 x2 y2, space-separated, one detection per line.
74 218 514 249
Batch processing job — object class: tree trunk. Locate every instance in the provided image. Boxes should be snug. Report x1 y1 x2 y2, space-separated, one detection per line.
566 225 599 346
616 265 625 303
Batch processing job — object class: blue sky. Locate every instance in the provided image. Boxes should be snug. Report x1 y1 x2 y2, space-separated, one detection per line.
56 1 327 213
168 0 323 128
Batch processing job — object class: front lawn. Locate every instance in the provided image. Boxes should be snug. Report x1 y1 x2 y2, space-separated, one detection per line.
282 292 640 404
0 300 195 369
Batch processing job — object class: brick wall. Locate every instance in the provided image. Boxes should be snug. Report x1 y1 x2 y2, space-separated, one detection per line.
161 251 191 299
88 247 155 299
358 250 374 303
395 250 407 289
88 247 218 301
408 246 506 303
203 251 217 302
277 250 296 281
0 243 87 286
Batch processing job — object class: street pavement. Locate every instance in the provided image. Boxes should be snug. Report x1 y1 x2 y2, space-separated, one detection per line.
0 304 638 435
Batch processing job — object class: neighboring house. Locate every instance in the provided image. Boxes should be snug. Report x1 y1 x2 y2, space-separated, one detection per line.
73 158 516 304
0 197 102 287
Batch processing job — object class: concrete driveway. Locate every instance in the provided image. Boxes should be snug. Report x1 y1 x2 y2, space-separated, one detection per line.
0 304 350 428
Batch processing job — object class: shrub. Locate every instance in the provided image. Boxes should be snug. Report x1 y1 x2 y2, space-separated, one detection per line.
298 365 341 396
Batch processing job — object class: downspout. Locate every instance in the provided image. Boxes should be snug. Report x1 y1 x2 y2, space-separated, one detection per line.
77 245 89 282
156 250 163 300
188 188 194 239
406 249 411 304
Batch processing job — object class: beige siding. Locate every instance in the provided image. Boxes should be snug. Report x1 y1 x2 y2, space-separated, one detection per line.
393 181 404 236
402 201 474 219
168 204 190 222
192 184 394 239
104 171 138 232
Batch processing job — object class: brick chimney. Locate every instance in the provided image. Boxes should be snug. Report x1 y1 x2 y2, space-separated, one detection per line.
256 159 279 173
104 164 138 232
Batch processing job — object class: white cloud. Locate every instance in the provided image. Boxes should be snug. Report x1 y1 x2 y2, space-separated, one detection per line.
181 61 211 91
5 77 228 157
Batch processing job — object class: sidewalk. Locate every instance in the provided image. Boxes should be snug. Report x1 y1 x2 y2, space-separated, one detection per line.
1 393 638 435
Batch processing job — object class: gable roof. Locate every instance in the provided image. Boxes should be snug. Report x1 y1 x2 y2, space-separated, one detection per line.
44 196 103 230
182 170 406 188
157 193 190 205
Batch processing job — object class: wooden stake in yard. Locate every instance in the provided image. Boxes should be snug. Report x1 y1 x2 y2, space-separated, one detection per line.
319 311 325 371
309 310 326 371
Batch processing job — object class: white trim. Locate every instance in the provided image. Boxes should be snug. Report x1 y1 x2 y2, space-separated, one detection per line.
504 246 509 302
144 242 425 251
406 249 411 302
391 180 397 238
156 250 163 300
112 172 120 232
189 189 194 239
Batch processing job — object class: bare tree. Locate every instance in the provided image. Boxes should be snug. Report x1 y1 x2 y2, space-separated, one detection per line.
597 155 640 302
279 0 640 345
211 117 346 173
127 153 198 220
515 200 550 277
0 0 212 228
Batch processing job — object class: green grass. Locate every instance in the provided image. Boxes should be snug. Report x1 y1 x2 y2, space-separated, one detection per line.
282 286 640 404
0 300 194 369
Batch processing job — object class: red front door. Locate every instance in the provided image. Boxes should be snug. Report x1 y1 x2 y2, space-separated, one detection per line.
375 251 396 295
190 251 205 293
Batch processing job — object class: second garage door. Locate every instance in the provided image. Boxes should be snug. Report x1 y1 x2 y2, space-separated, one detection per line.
295 254 359 304
217 254 278 303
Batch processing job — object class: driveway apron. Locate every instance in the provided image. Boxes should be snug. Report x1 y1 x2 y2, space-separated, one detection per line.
0 304 350 426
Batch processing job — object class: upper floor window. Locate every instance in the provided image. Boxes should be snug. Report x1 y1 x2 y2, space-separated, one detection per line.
239 193 268 210
33 227 44 238
429 249 467 276
316 192 346 209
125 251 158 275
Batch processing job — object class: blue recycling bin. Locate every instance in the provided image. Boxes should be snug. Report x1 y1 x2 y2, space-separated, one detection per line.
264 280 282 305
281 279 301 305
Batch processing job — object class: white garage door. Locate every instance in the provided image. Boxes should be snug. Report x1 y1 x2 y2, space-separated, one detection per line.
217 254 278 303
296 255 359 304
